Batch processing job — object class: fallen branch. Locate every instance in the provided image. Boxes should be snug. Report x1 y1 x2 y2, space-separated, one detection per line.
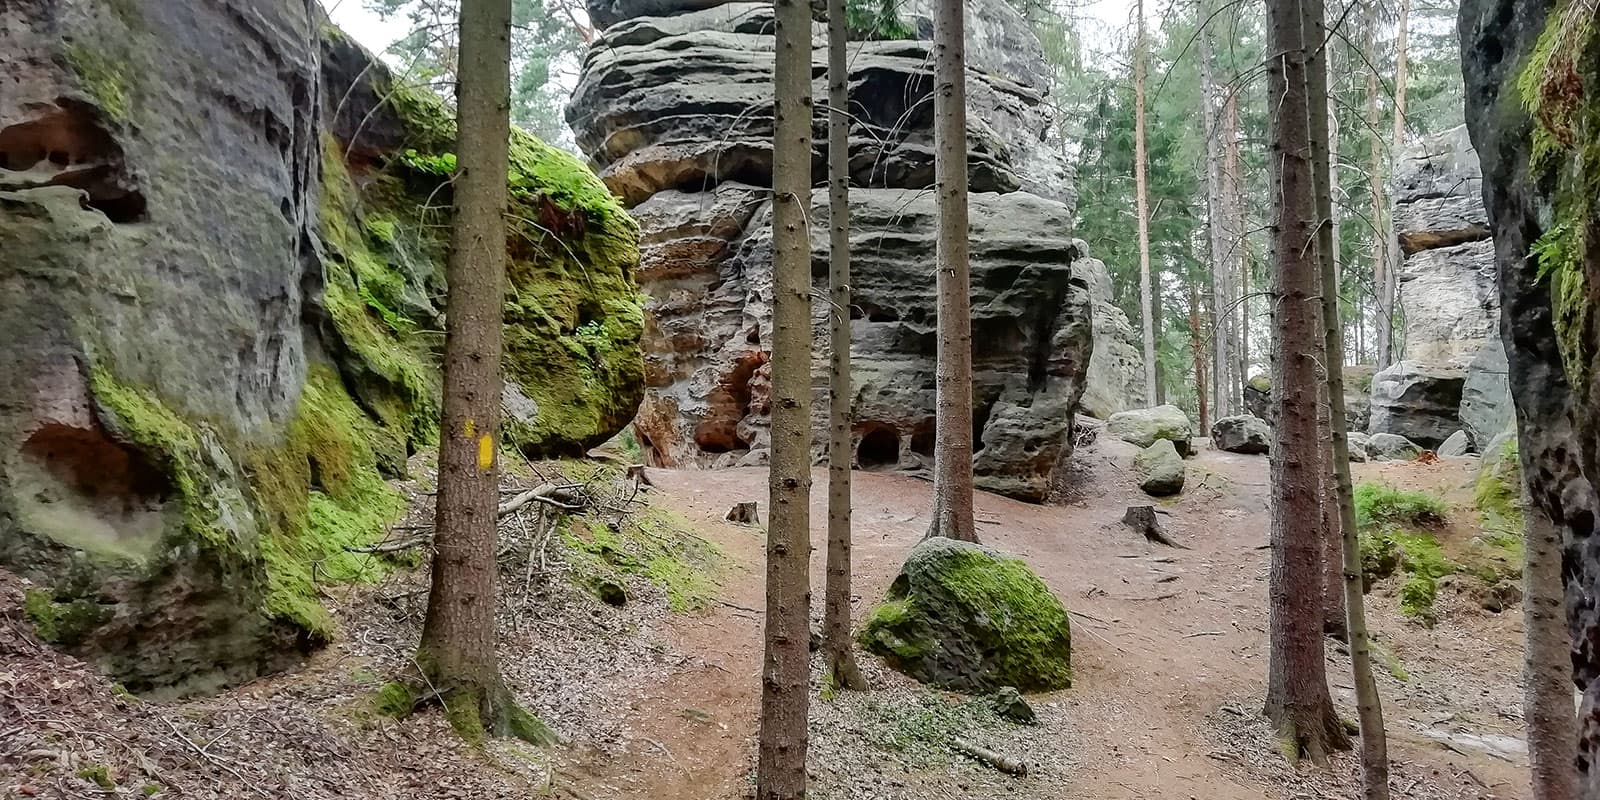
499 484 584 516
952 737 1027 776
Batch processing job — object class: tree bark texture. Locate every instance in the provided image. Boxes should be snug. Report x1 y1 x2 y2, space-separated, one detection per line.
1379 0 1410 368
758 0 815 792
1134 0 1159 405
823 0 867 693
1264 0 1350 763
1200 11 1231 420
927 0 977 543
1363 0 1389 372
419 0 527 739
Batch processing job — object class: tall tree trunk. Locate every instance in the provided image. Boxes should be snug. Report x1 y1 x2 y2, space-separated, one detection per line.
1379 0 1410 368
1223 78 1245 406
927 0 977 543
1191 280 1209 430
757 0 814 791
1305 0 1344 642
1134 0 1158 404
1200 11 1230 419
1264 0 1350 763
419 0 551 745
1308 0 1390 792
1523 485 1580 800
823 0 866 693
1363 0 1388 372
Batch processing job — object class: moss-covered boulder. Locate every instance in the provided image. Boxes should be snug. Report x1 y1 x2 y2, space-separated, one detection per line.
1107 405 1194 456
1134 439 1185 496
860 538 1071 693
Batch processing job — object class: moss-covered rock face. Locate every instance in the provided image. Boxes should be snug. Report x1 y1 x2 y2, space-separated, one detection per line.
0 4 641 695
860 538 1072 693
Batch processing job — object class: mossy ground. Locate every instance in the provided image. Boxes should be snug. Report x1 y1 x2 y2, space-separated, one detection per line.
1353 482 1456 621
560 505 723 612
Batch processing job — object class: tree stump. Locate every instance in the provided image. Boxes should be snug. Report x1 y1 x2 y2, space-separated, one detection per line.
726 501 760 525
1122 505 1186 548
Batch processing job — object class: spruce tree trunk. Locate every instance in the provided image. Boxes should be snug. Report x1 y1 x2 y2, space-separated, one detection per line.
1191 280 1209 432
1222 81 1245 406
1305 0 1344 641
1308 0 1389 791
1134 0 1158 405
1200 13 1230 419
927 0 977 543
418 0 544 743
1264 0 1350 762
757 0 814 791
823 0 866 693
1379 0 1410 368
1363 0 1389 372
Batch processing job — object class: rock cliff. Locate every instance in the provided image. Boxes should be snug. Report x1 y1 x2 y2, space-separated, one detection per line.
1462 0 1600 783
568 0 1126 499
0 1 641 693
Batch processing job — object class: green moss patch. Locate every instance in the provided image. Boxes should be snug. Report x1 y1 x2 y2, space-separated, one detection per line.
65 44 131 122
1352 482 1458 621
1354 482 1449 530
860 538 1071 693
560 507 722 612
24 588 109 646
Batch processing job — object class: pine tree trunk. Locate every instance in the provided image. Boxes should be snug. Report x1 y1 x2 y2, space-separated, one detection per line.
1264 0 1350 762
1307 0 1389 790
1363 0 1389 372
1191 280 1209 432
1222 79 1245 405
1200 12 1230 419
1305 0 1344 642
926 0 977 543
419 0 552 745
823 0 866 693
757 0 814 791
1524 485 1580 800
1379 0 1410 368
1134 0 1158 405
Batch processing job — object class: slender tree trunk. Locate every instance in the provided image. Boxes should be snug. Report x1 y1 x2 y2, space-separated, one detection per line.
1223 83 1245 405
823 0 866 693
926 0 977 543
1134 0 1158 404
1304 0 1344 642
1379 0 1410 368
1524 483 1580 800
1191 280 1209 430
1264 0 1350 763
757 0 814 792
419 0 551 744
1363 0 1388 372
1307 0 1389 791
1200 12 1230 419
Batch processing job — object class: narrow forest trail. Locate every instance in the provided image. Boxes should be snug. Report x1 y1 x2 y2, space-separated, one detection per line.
565 441 1532 800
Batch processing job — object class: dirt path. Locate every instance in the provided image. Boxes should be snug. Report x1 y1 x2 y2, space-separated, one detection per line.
569 443 1532 800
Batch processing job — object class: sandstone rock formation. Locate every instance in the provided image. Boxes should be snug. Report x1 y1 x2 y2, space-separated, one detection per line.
1463 1 1600 776
567 0 1114 500
1134 439 1185 497
1367 360 1467 450
1373 125 1511 453
1211 415 1270 455
0 3 640 693
1106 405 1194 457
1077 246 1146 419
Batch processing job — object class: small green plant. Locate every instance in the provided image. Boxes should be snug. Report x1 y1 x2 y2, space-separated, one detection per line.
1399 575 1439 622
374 682 418 718
142 784 164 797
77 764 115 791
1354 482 1449 530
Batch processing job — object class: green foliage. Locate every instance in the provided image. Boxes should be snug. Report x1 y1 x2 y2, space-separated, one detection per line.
1353 482 1448 530
857 692 1004 765
77 764 115 791
1399 574 1439 622
560 507 723 612
845 0 913 40
1475 435 1524 536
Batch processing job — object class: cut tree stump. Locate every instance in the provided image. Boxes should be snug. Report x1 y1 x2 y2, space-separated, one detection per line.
725 501 759 525
1122 505 1187 548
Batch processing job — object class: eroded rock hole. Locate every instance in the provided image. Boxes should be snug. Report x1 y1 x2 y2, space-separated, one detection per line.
856 425 901 471
11 423 172 557
0 101 146 222
693 351 767 452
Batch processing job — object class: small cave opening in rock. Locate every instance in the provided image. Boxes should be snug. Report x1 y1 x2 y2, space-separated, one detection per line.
0 102 146 223
693 351 768 453
909 423 935 458
855 303 899 322
972 400 995 455
11 422 173 556
856 424 901 471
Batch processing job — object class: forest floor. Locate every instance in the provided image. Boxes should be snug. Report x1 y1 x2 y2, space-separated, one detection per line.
1 435 1532 799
